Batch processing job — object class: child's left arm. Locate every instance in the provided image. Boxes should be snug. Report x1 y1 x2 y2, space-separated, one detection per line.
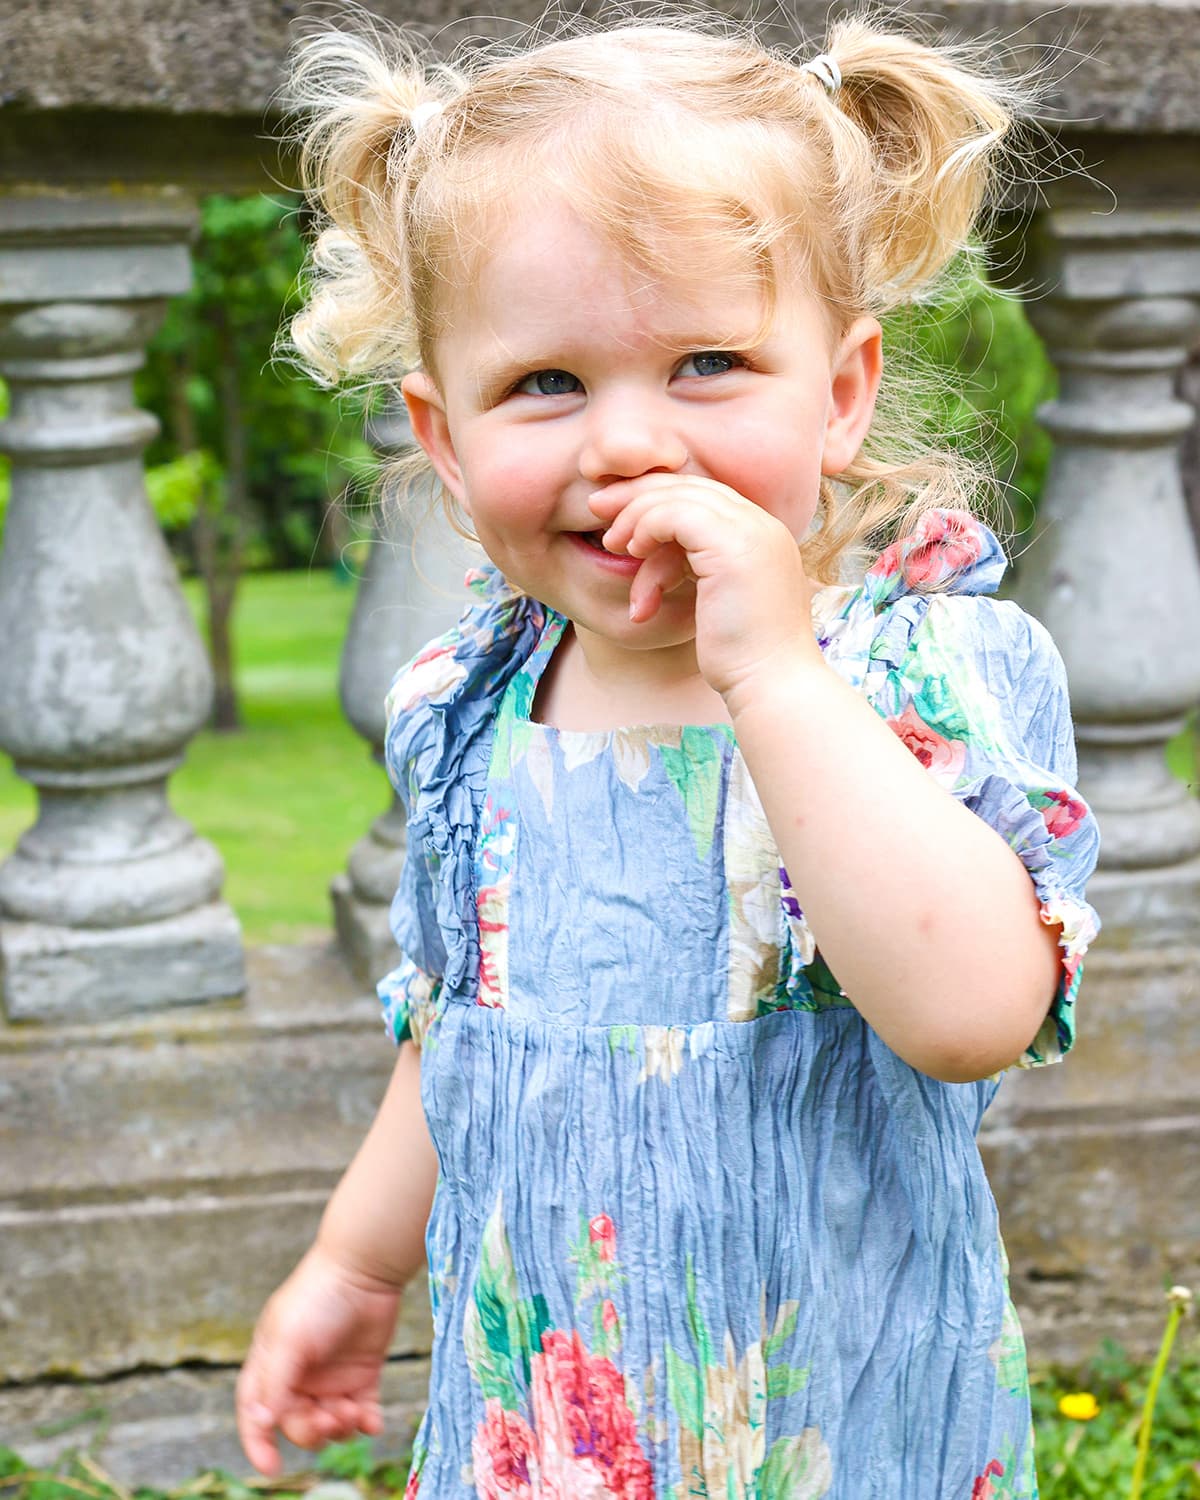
729 641 1066 1083
594 477 1094 1084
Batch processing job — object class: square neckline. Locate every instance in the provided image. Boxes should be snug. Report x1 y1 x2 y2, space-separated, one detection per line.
517 610 736 740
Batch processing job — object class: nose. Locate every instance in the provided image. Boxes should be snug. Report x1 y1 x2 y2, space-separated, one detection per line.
578 389 688 485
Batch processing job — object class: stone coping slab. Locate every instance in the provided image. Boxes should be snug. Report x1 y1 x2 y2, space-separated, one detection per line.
1 2 1199 189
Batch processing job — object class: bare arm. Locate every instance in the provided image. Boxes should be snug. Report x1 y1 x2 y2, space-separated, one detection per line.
237 1042 438 1473
318 1039 439 1286
589 467 1065 1085
728 655 1062 1083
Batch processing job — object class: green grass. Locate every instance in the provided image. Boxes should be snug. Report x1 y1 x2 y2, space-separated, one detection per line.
0 569 389 945
0 1438 412 1500
1031 1337 1200 1498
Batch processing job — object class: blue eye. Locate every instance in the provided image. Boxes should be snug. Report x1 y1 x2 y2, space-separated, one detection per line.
517 369 581 396
679 351 740 378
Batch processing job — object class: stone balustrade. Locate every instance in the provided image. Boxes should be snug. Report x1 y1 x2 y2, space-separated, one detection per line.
1 0 1199 1482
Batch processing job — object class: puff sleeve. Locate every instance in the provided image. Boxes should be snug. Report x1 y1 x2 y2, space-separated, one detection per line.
818 510 1101 1067
376 647 453 1049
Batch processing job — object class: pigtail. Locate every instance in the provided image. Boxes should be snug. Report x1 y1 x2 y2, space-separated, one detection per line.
789 19 1030 584
816 18 1021 311
282 23 461 385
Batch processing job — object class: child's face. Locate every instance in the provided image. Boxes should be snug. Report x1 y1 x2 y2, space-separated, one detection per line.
404 197 879 656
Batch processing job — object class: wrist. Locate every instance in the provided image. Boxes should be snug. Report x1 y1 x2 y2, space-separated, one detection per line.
722 641 834 726
314 1215 415 1295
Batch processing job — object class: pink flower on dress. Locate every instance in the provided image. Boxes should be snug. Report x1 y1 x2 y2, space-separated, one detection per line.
588 1214 617 1262
887 702 966 786
971 1458 1005 1500
602 1299 620 1334
896 509 984 590
1040 788 1087 840
471 1330 652 1500
531 1330 654 1500
472 1399 537 1499
390 641 468 713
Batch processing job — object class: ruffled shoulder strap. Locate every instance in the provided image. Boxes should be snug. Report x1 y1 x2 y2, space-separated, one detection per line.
860 507 1006 613
384 564 545 807
383 564 546 998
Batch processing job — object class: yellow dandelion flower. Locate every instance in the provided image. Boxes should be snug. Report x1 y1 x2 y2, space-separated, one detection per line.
1058 1392 1100 1421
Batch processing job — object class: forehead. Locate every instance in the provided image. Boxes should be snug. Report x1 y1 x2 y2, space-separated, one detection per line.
439 194 774 361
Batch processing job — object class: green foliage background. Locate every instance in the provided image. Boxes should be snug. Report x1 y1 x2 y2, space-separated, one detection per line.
135 193 376 568
137 194 375 565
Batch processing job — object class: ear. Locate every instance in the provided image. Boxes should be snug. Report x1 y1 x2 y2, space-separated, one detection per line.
821 316 883 475
401 369 467 507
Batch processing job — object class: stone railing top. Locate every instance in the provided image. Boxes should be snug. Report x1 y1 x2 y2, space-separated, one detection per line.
1 1 1199 189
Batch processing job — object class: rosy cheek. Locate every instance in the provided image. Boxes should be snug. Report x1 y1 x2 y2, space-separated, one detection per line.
462 451 537 515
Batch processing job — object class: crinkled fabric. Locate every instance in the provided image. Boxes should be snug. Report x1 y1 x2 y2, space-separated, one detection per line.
377 510 1100 1500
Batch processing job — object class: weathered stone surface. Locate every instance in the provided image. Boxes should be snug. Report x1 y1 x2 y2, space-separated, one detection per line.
2 4 1200 190
0 190 246 1019
983 1111 1200 1367
0 944 430 1382
0 1361 429 1487
0 1 1198 133
1 1179 432 1380
0 903 246 1023
979 944 1200 1364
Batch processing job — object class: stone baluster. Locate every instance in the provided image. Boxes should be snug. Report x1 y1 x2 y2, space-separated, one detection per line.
332 397 478 986
1014 205 1200 944
0 191 244 1023
982 200 1200 1359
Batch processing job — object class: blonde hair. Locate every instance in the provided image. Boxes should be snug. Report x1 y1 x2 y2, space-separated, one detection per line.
285 9 1032 583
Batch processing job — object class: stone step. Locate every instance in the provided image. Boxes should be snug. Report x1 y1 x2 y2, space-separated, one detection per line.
0 1361 430 1489
1 943 430 1382
2 1179 434 1381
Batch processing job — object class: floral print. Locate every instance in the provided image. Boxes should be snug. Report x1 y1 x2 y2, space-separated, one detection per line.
379 511 1096 1498
466 1201 654 1500
665 1260 827 1499
886 699 968 785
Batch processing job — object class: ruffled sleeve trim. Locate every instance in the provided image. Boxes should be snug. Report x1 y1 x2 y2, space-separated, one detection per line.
1020 888 1099 1067
378 955 444 1048
382 565 547 1003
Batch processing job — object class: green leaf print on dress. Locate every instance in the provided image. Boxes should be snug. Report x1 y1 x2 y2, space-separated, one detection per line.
659 728 729 863
666 1259 829 1499
464 1196 552 1406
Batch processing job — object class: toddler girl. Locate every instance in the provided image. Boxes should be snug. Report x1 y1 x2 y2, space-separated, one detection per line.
237 13 1100 1497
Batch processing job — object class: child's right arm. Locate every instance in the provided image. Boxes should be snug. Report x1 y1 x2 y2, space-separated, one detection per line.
236 1041 438 1475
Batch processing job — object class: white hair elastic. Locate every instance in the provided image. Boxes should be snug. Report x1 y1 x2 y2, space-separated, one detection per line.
802 54 841 94
409 100 445 136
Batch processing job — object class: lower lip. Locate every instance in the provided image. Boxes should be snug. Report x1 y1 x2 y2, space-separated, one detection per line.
565 531 643 576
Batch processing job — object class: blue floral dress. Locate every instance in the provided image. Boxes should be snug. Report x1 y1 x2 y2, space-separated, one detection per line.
378 509 1100 1500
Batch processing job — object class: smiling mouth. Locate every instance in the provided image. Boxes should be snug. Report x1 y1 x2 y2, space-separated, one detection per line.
567 529 640 572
